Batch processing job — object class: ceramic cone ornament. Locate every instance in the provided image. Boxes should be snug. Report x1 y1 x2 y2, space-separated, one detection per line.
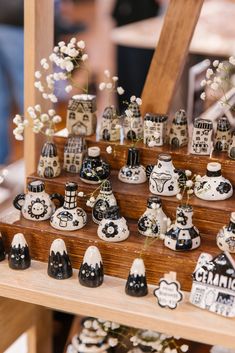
125 258 148 297
48 239 73 279
79 246 103 287
0 232 5 261
8 233 31 270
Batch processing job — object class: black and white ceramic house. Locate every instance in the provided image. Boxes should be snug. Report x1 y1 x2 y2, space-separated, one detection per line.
8 233 31 270
48 238 73 280
64 135 87 173
190 118 213 155
79 246 104 288
37 141 61 178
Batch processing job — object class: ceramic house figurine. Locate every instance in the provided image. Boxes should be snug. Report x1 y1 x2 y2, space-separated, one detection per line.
79 246 103 287
138 196 170 238
125 258 148 297
64 135 87 173
214 116 232 152
8 233 31 270
0 232 5 261
123 101 143 140
66 94 97 136
48 239 73 280
217 212 235 253
169 109 188 148
97 205 129 242
190 252 235 317
190 118 213 155
143 113 168 147
13 180 64 221
80 146 110 184
228 131 235 160
50 182 87 231
118 147 147 184
92 180 117 224
37 141 61 178
164 205 201 251
99 105 120 141
194 162 233 201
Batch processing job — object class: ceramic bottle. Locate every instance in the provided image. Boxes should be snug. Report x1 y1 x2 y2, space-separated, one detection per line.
138 196 169 237
0 232 5 261
217 212 235 253
97 205 129 242
79 246 103 287
99 105 120 141
190 118 213 155
8 233 31 270
214 116 232 152
164 205 201 251
64 135 87 173
92 180 117 224
50 182 87 231
169 109 188 147
80 146 110 184
125 258 148 297
123 101 143 140
194 162 233 201
118 147 146 184
228 131 235 160
143 113 168 147
13 180 64 221
48 239 73 279
37 141 61 178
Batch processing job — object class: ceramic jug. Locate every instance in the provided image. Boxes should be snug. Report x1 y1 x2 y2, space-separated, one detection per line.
217 212 235 253
80 146 110 184
92 180 117 224
118 147 146 184
37 141 61 178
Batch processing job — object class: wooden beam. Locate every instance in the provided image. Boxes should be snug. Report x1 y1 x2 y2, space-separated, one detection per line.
141 0 204 115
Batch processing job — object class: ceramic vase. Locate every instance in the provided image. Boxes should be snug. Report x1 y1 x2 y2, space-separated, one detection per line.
123 101 143 140
138 196 169 237
214 116 232 152
0 232 5 261
125 258 148 297
37 141 61 178
79 246 103 287
169 109 188 147
13 180 64 221
194 162 233 201
99 105 120 141
48 239 73 279
217 212 235 253
92 180 117 224
8 233 31 270
118 147 146 184
50 182 87 231
143 113 168 147
164 205 201 251
66 94 97 136
64 135 87 173
228 132 235 160
80 146 110 184
97 205 129 242
190 118 213 155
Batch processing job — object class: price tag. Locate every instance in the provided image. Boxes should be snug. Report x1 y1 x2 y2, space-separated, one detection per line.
153 272 184 309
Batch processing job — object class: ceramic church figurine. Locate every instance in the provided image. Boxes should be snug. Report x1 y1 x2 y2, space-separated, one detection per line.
143 113 168 147
8 233 31 270
79 246 103 287
214 116 232 152
164 205 201 251
80 146 110 184
194 162 233 201
37 141 61 178
48 239 73 280
228 131 235 160
64 135 87 173
50 182 87 231
99 105 120 141
92 180 117 224
66 94 97 136
125 258 148 297
138 196 170 237
190 118 213 155
0 232 5 261
123 101 143 140
217 212 235 253
118 147 146 184
169 109 188 148
97 206 129 242
13 180 64 221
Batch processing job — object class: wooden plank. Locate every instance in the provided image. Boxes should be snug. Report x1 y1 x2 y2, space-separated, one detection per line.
141 0 204 115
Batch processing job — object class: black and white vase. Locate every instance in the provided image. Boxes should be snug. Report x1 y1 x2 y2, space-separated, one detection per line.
80 147 110 184
125 258 148 297
0 232 5 261
164 205 200 251
144 113 168 147
92 180 117 224
97 206 129 242
169 109 188 148
190 118 213 155
99 105 120 141
50 182 87 231
79 246 103 288
37 141 61 178
118 148 146 184
214 116 232 152
64 135 87 173
48 239 73 280
8 233 31 270
228 131 235 160
217 212 235 253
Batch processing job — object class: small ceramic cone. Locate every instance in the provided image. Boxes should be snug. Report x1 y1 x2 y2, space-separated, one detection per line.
0 232 5 261
125 258 148 297
79 246 103 287
48 239 73 280
8 233 31 270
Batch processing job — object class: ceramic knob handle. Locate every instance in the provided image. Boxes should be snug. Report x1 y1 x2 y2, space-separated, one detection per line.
13 193 25 211
50 193 64 208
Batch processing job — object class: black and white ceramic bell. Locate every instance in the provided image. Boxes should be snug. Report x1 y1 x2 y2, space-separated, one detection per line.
169 109 188 148
97 206 129 242
8 233 31 270
214 116 232 152
125 258 148 297
217 212 235 253
0 232 5 261
194 162 233 201
80 147 110 184
79 246 103 287
48 239 73 279
92 180 117 224
64 135 87 173
37 141 61 178
118 148 146 184
164 205 201 251
13 180 64 221
50 182 87 231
